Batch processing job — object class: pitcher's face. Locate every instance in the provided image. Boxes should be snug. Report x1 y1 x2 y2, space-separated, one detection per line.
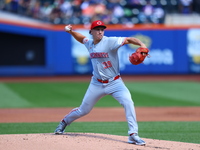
91 27 105 41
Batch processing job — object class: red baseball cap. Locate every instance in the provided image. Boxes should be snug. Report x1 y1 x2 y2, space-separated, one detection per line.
90 20 107 30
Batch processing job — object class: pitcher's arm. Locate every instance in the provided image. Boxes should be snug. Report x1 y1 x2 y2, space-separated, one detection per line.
65 25 86 44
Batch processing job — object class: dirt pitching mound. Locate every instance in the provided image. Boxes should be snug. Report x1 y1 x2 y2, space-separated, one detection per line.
0 133 199 150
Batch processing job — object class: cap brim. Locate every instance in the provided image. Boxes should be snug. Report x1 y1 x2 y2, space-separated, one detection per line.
92 25 107 30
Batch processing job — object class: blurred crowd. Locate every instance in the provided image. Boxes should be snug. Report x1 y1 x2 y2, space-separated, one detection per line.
0 0 200 25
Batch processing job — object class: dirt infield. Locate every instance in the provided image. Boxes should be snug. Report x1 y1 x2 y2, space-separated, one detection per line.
1 107 200 123
1 75 200 149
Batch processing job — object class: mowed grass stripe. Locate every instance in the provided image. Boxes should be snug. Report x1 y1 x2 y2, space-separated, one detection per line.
126 81 200 105
0 83 32 108
1 81 200 108
2 82 89 108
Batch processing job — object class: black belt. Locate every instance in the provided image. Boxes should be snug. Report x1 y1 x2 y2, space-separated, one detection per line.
97 75 120 83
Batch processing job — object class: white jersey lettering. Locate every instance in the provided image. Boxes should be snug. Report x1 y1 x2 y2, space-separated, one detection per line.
90 52 109 58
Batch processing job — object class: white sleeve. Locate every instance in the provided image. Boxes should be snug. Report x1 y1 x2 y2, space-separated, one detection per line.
117 37 127 46
109 37 126 50
83 37 90 50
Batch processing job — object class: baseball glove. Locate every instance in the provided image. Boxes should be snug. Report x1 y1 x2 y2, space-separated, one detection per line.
129 47 150 65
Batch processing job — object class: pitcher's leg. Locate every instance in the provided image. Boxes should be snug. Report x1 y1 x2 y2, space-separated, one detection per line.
55 102 96 134
63 83 105 124
111 83 138 135
55 81 105 134
63 101 98 125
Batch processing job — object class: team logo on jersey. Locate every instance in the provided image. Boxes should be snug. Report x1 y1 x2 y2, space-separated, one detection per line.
83 38 89 44
90 52 109 58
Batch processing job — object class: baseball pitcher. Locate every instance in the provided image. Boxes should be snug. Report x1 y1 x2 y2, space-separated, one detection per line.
54 20 149 146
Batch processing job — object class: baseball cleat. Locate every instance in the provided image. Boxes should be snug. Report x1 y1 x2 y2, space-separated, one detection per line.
54 120 67 134
128 133 146 146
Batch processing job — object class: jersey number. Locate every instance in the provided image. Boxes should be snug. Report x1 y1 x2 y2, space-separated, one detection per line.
102 61 112 69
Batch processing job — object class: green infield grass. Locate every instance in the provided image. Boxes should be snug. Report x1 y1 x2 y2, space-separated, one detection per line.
0 81 200 108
